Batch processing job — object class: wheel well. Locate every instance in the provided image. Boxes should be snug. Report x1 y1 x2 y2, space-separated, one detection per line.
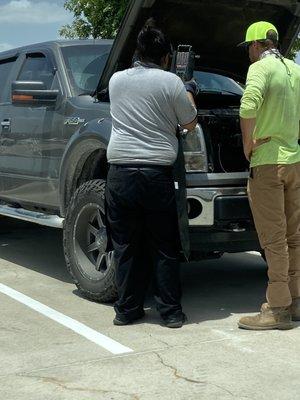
65 149 108 211
76 149 108 187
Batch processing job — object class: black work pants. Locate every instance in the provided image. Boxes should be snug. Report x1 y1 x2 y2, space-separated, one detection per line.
105 164 182 320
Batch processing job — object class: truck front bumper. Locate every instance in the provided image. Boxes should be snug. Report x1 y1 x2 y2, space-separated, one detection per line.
186 186 251 226
186 186 260 253
189 227 260 253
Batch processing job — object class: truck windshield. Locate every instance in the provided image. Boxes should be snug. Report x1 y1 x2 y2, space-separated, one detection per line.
61 45 111 95
61 45 243 97
194 71 244 96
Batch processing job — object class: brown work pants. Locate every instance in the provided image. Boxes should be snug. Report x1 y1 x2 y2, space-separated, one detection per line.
248 163 300 307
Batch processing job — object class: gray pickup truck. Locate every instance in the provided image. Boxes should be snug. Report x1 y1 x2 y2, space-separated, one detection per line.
0 0 299 302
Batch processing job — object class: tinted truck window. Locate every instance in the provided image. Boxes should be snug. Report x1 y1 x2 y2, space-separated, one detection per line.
0 57 17 102
61 45 111 95
18 53 54 89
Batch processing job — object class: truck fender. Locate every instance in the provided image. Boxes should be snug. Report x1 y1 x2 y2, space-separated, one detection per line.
59 118 112 216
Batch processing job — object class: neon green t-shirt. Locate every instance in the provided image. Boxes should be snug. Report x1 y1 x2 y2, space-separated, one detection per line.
240 55 300 167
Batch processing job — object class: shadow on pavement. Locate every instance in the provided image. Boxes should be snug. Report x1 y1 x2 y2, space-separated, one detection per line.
0 217 267 324
136 253 267 326
180 254 267 323
0 217 71 283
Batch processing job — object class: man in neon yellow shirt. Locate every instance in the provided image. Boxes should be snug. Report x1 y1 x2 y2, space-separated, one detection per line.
238 21 300 330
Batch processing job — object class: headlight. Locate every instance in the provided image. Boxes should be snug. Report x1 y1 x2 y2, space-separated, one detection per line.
182 124 208 172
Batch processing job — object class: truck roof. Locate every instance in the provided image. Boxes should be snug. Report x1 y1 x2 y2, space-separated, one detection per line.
0 39 113 58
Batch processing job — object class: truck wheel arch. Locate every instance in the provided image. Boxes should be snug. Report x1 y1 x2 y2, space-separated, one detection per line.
59 134 109 217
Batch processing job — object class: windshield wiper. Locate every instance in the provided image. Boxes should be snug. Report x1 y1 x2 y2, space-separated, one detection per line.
199 89 242 97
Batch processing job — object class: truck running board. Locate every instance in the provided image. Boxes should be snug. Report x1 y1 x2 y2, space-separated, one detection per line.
0 205 64 229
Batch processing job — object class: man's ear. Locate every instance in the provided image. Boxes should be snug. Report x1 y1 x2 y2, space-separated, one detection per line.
253 41 264 51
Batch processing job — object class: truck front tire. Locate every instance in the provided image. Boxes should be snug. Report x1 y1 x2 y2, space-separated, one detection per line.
63 179 118 303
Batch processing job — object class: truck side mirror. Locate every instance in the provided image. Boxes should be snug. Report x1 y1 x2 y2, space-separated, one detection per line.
11 81 59 106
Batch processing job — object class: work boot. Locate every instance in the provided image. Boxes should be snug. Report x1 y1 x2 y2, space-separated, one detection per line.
162 313 187 329
238 303 294 330
290 298 300 321
113 309 145 326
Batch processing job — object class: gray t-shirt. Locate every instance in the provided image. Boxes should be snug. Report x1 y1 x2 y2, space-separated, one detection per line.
107 65 197 165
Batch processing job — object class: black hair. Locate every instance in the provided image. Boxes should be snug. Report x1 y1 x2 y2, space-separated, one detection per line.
266 29 279 47
136 18 172 65
258 29 279 49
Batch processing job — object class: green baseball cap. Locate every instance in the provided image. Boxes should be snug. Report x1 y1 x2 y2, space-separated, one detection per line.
238 21 279 47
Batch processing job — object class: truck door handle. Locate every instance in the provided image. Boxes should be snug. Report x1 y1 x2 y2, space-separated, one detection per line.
1 119 11 133
1 119 11 127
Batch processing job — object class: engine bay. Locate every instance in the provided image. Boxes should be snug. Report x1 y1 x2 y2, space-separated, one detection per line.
200 109 248 173
195 93 249 173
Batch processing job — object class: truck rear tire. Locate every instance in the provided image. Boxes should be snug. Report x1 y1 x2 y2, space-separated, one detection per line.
63 179 117 303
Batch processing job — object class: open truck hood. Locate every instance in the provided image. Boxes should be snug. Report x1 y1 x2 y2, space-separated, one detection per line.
97 0 300 92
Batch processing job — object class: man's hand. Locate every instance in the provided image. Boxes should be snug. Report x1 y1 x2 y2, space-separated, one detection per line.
252 138 271 150
246 138 271 161
184 79 199 98
240 118 271 161
240 117 256 161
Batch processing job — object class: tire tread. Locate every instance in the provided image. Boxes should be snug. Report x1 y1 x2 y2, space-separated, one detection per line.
63 179 117 303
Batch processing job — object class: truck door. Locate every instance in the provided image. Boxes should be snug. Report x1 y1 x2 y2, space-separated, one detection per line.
0 55 19 195
0 50 64 209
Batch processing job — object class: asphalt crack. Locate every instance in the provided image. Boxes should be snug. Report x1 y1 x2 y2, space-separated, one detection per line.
148 333 170 347
17 373 140 399
154 352 236 397
155 352 205 384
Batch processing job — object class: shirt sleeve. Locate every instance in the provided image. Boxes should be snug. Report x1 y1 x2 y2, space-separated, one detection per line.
173 78 197 126
240 62 269 119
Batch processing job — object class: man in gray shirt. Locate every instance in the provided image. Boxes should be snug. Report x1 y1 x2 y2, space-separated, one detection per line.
108 62 197 165
106 21 197 328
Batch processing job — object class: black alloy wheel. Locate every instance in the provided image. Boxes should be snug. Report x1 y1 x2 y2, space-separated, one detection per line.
63 179 117 302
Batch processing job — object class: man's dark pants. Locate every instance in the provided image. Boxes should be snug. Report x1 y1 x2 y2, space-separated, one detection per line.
105 164 182 320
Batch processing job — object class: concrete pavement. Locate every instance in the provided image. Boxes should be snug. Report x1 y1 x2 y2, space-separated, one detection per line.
0 217 299 400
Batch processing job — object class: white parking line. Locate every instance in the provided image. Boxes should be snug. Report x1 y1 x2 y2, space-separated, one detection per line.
0 283 133 355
